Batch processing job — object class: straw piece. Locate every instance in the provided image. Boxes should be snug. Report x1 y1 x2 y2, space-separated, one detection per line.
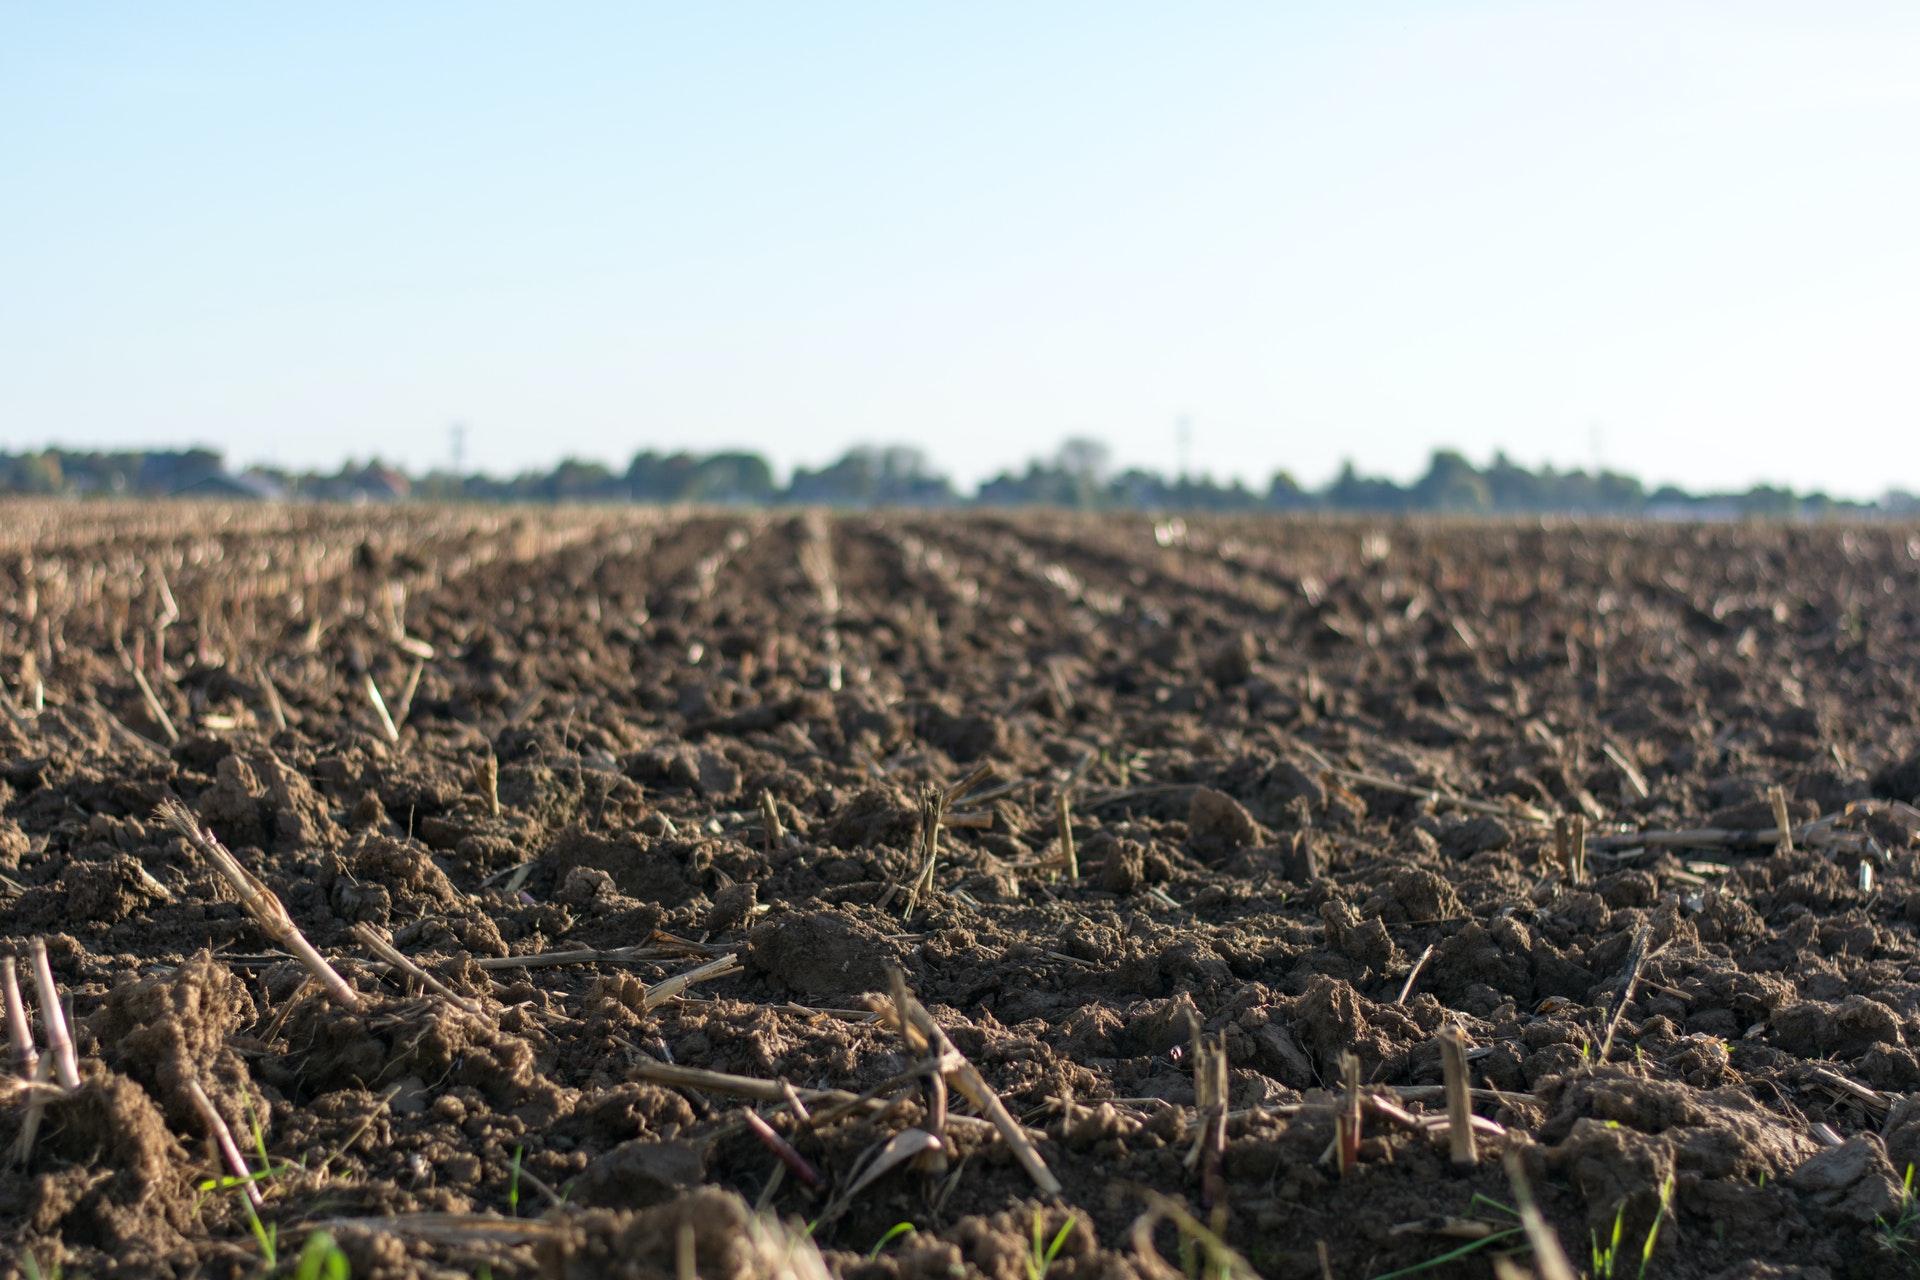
364 673 399 743
1437 1025 1477 1166
29 941 80 1091
1504 1152 1579 1280
186 1077 264 1207
1396 944 1435 1006
11 1054 55 1165
893 979 1062 1196
127 656 179 745
157 800 361 1008
352 925 487 1017
2 957 38 1080
641 953 742 1011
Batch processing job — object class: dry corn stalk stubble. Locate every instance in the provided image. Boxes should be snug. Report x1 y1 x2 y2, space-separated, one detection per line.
1437 1024 1477 1166
2 957 38 1079
889 971 1063 1197
157 798 361 1009
29 940 80 1091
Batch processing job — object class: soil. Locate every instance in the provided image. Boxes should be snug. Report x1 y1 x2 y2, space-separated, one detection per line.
5 503 1920 1279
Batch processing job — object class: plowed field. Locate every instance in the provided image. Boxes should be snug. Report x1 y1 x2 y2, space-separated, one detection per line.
5 504 1920 1280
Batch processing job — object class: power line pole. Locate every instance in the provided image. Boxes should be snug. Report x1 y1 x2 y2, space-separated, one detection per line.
450 422 467 475
1176 415 1193 483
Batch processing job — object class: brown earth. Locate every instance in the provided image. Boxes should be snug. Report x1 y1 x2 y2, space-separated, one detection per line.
4 502 1920 1279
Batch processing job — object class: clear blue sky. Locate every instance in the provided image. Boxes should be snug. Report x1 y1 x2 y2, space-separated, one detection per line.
4 3 1917 494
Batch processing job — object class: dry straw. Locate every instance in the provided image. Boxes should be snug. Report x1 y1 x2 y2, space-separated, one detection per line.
158 799 361 1009
2 957 37 1079
889 972 1062 1196
186 1077 264 1208
29 940 80 1091
1437 1024 1476 1166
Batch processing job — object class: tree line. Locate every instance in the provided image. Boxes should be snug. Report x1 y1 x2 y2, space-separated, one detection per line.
3 441 1914 517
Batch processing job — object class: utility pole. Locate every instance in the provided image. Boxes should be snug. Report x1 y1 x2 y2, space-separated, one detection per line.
450 422 467 475
1176 415 1193 483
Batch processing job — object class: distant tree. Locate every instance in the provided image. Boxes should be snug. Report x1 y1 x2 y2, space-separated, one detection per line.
979 460 1080 507
1055 438 1109 507
1267 471 1310 510
783 445 954 506
1413 450 1491 512
1592 470 1645 513
4 452 63 494
787 448 881 506
543 458 617 502
1325 461 1411 512
1483 452 1539 511
1736 485 1799 519
627 451 704 501
690 452 776 503
876 445 932 486
135 448 223 494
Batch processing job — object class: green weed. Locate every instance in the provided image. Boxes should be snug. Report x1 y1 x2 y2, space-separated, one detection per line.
869 1222 916 1259
241 1195 278 1268
1592 1204 1626 1278
1591 1175 1674 1280
1877 1163 1920 1272
1026 1210 1075 1280
1371 1195 1524 1280
293 1230 351 1280
1642 1175 1674 1273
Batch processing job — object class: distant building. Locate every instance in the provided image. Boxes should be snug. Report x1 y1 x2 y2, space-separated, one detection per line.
360 465 412 501
309 464 412 503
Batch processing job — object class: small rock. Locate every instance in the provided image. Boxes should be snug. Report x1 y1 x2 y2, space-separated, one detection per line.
1204 632 1258 686
707 882 757 933
575 1140 706 1208
748 912 895 999
1124 994 1202 1055
556 866 617 909
1188 787 1262 860
1438 815 1510 858
1277 830 1320 882
1783 1134 1901 1225
1091 834 1145 895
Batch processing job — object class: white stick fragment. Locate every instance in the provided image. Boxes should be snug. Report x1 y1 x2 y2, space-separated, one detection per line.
352 924 488 1018
158 800 361 1009
127 658 180 745
186 1077 265 1207
363 673 400 743
1437 1024 1476 1167
1601 739 1650 802
11 1054 55 1164
28 941 80 1091
255 663 289 732
1770 785 1794 853
642 953 743 1011
1505 1152 1579 1280
2 957 39 1079
893 980 1063 1196
393 659 426 729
